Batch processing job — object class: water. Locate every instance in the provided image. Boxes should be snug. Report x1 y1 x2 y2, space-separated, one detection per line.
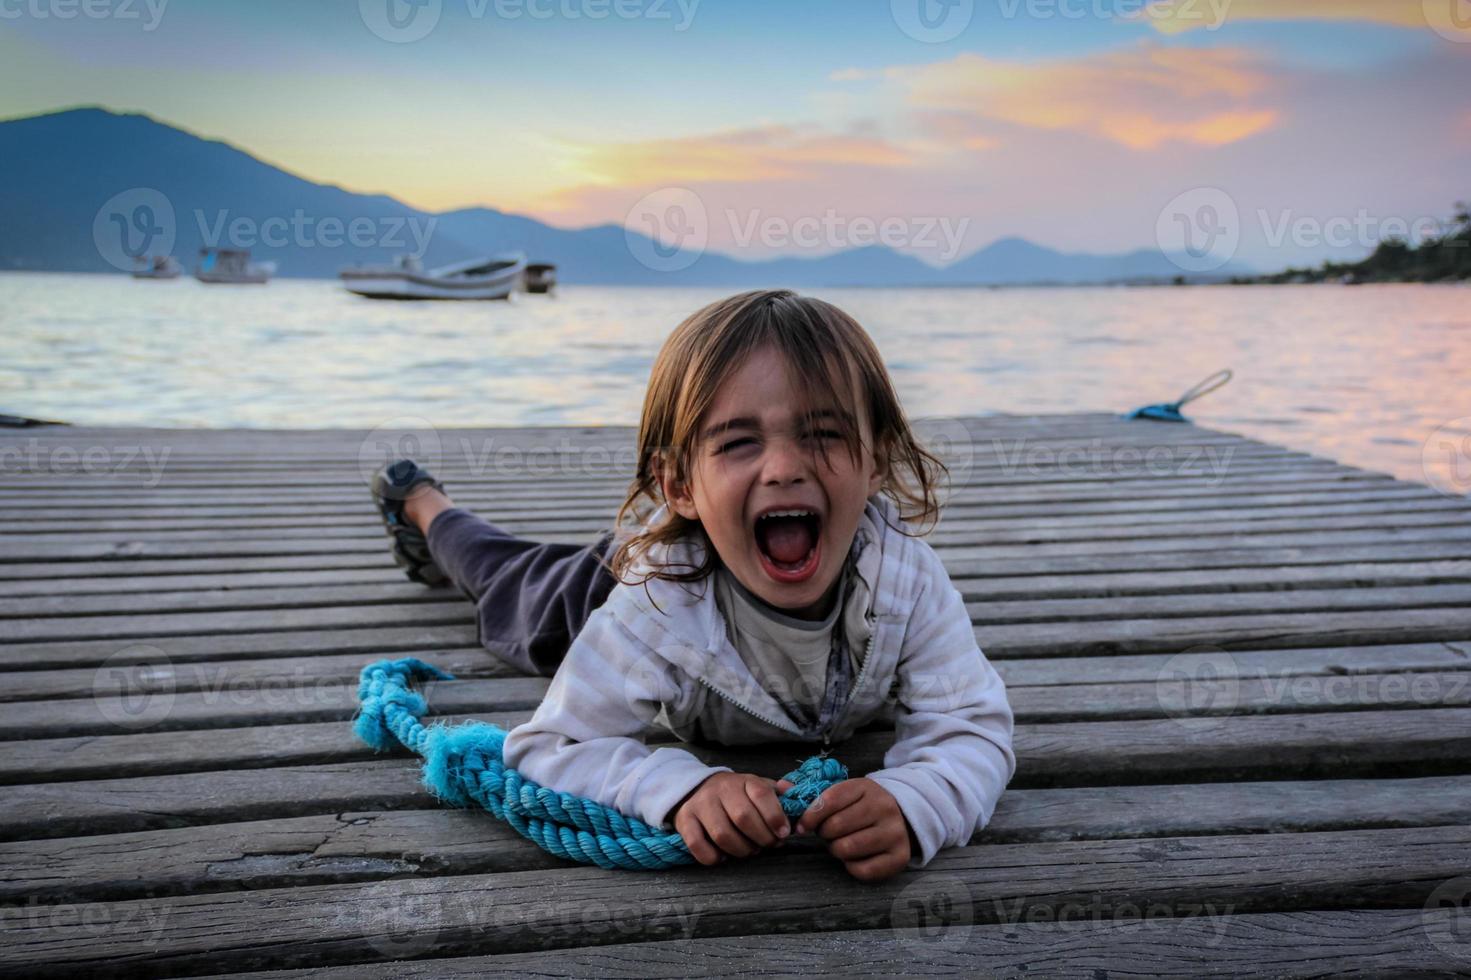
3 272 1468 492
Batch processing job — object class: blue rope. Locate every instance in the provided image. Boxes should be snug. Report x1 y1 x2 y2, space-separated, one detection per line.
353 657 849 871
1126 368 1233 423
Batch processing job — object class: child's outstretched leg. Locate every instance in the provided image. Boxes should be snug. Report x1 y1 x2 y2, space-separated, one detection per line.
404 482 618 679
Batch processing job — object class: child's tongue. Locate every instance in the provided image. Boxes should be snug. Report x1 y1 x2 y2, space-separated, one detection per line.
757 516 815 565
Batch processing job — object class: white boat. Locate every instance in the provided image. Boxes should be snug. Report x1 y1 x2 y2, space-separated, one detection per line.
340 254 526 300
522 262 557 294
195 248 275 285
132 255 182 279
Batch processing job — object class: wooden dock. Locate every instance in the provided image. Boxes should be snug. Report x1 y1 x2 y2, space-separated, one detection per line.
2 412 1470 977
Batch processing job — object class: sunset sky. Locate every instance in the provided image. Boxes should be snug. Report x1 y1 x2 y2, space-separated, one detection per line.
2 0 1469 268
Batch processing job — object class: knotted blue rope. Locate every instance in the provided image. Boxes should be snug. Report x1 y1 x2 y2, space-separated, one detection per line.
1126 368 1233 422
353 657 849 871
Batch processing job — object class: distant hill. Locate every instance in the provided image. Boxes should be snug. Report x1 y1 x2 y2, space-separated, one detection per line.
0 107 1252 285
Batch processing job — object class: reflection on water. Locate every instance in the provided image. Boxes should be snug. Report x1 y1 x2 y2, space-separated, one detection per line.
2 273 1468 491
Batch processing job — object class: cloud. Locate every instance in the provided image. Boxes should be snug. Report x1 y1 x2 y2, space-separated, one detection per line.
892 44 1281 150
1138 0 1435 34
551 123 918 189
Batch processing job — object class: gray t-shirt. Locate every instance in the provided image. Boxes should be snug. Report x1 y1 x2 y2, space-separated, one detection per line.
713 550 874 731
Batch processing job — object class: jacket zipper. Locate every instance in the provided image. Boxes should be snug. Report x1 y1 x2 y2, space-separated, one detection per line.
697 674 802 737
695 619 881 759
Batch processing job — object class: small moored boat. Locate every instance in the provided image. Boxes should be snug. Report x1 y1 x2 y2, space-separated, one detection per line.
195 248 275 285
522 262 557 294
132 255 182 280
340 254 526 300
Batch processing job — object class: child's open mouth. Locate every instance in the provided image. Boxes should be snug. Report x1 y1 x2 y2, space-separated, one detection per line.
754 509 822 584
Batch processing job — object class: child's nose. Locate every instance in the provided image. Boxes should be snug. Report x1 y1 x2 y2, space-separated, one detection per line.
760 438 810 485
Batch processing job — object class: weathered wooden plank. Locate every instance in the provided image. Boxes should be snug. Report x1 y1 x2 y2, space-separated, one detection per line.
5 709 1468 838
1 482 1437 524
217 910 1471 980
0 649 513 702
2 538 1464 597
10 638 1468 704
5 521 1467 574
20 499 1455 555
12 572 1471 626
3 825 1466 975
8 776 1471 905
0 473 1406 514
0 677 548 739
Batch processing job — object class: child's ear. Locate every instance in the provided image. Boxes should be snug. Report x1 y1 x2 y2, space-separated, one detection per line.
866 435 889 496
655 452 701 521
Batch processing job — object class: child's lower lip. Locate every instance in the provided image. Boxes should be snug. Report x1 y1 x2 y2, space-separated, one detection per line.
757 535 822 584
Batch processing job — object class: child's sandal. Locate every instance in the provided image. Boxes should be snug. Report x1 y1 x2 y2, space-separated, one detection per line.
371 459 449 586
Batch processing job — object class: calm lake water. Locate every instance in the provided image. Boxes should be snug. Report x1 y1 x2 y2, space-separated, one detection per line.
3 272 1468 492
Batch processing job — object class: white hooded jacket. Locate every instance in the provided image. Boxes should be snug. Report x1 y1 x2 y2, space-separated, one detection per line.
500 493 1017 867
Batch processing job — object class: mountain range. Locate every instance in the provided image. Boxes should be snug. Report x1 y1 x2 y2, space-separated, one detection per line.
0 107 1253 285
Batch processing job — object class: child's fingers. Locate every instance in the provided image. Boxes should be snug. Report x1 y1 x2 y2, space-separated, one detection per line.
725 792 779 849
842 848 908 883
744 778 791 840
826 824 893 863
775 779 795 792
677 819 722 866
707 804 761 858
795 779 866 835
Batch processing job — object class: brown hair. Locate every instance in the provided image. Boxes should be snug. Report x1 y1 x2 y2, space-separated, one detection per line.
604 289 948 587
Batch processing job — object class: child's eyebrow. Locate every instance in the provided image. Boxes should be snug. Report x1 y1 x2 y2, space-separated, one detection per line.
698 409 855 443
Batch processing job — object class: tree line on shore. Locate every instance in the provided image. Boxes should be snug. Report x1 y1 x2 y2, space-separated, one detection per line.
1230 200 1470 285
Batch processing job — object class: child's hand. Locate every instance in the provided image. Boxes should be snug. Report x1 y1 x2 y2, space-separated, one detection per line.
670 772 791 866
790 776 913 882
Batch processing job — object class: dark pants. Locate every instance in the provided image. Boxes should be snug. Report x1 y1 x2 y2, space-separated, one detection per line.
426 507 618 677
